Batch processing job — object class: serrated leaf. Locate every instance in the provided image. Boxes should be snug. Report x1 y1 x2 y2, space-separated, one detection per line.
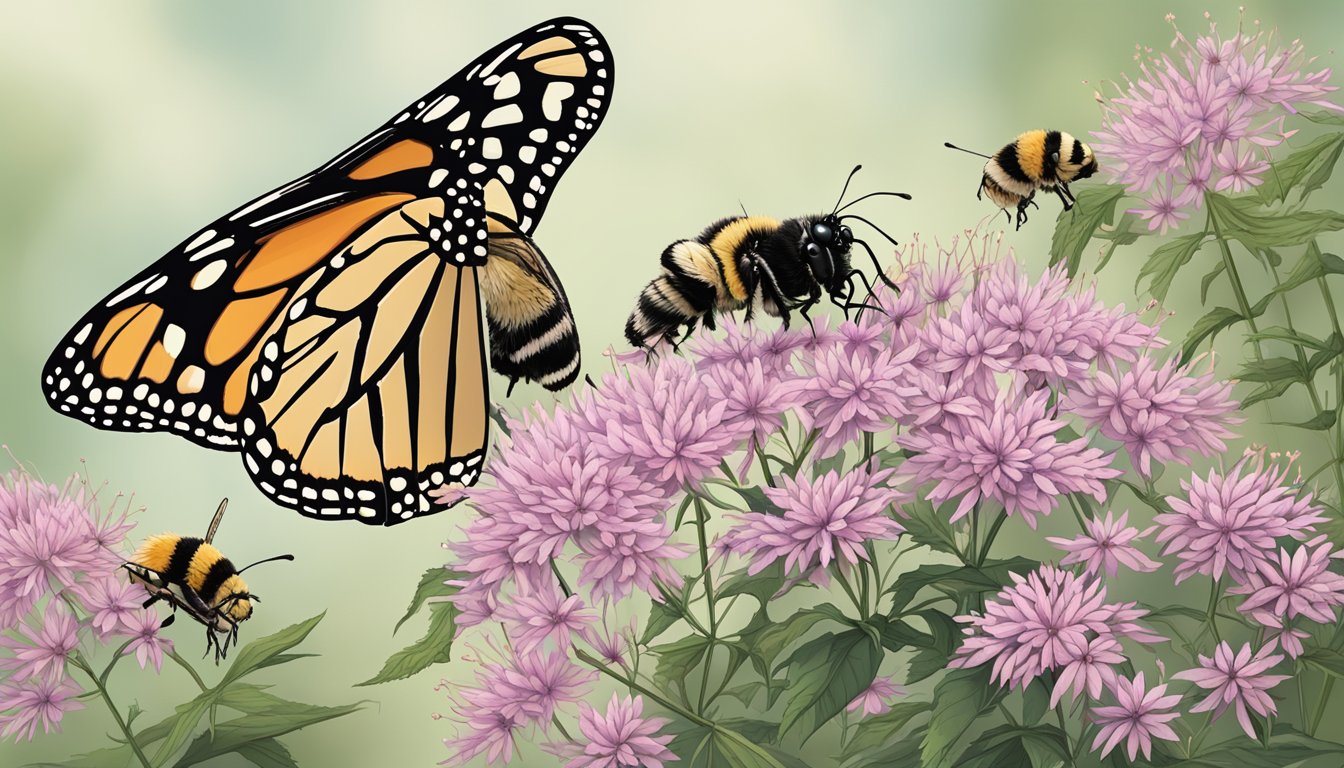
1208 192 1344 251
777 628 881 743
1258 133 1344 203
641 599 685 645
356 601 456 686
1237 356 1304 384
899 499 960 556
1049 183 1127 277
921 666 1005 768
840 700 932 760
172 701 362 767
1200 259 1226 303
233 738 299 768
1241 377 1296 407
718 559 788 606
222 614 325 688
1181 307 1243 363
1138 232 1207 302
394 568 460 634
651 634 711 695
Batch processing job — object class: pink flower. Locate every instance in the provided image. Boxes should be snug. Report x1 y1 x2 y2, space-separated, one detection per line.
951 565 1161 690
1213 141 1270 192
563 694 677 768
73 574 144 638
687 314 806 376
0 675 84 742
1155 460 1325 584
499 587 596 655
1231 536 1344 624
1090 672 1182 761
1173 641 1290 739
119 608 171 672
0 603 79 682
900 387 1120 528
441 708 521 766
846 677 905 717
1048 511 1161 579
919 302 1012 384
1133 179 1190 234
787 344 917 460
720 467 905 579
1049 634 1124 707
1064 356 1241 479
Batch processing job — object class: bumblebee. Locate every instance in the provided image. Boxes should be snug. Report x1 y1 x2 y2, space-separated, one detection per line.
625 166 909 348
124 499 293 662
946 130 1098 230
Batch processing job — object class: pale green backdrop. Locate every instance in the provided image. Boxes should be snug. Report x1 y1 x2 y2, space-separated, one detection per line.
2 1 1342 766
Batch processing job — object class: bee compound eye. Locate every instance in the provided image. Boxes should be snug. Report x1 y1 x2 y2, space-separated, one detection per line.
811 222 833 243
1051 151 1061 164
806 243 822 257
840 225 853 240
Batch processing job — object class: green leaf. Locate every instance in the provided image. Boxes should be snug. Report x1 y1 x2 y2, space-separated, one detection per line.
840 700 932 760
812 448 847 479
842 725 927 768
151 693 219 767
777 628 882 743
1207 192 1344 250
1275 410 1338 431
1138 232 1207 302
1049 183 1127 277
957 724 1070 768
222 613 325 688
1274 240 1344 298
1161 725 1344 767
905 610 959 684
887 557 1038 614
1237 356 1305 384
1021 677 1050 725
172 701 363 767
921 666 1005 768
1181 307 1243 363
1303 110 1344 126
1200 260 1226 303
1241 378 1297 408
356 601 457 686
899 499 960 557
728 485 786 516
718 559 788 606
651 634 711 695
394 568 460 634
641 599 685 645
712 727 791 768
1258 133 1344 203
1302 647 1344 679
1248 325 1332 351
741 607 841 675
233 739 299 768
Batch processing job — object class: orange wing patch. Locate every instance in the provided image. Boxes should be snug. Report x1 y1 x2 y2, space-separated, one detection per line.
98 303 163 379
205 290 287 365
234 194 414 292
347 140 435 181
518 36 576 59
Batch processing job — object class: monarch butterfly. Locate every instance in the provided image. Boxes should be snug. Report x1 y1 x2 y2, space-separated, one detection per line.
41 17 612 525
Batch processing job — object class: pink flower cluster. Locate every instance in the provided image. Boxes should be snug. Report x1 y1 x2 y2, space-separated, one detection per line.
950 565 1163 706
0 470 170 742
1093 13 1342 231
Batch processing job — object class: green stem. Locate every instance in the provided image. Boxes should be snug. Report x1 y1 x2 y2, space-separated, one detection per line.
834 569 866 619
756 440 777 487
70 654 153 768
551 715 574 741
575 649 713 728
1055 705 1077 768
166 649 208 693
692 495 719 715
1206 199 1264 360
1310 677 1336 736
1206 577 1223 645
976 509 1009 567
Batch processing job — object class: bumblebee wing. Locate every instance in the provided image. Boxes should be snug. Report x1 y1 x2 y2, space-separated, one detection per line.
204 498 228 544
479 214 580 390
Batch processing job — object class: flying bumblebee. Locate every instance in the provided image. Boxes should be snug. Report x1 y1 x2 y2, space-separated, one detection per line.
124 498 293 662
945 130 1098 230
625 166 910 348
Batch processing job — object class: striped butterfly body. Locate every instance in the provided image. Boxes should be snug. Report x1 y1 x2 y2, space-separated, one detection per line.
42 18 612 525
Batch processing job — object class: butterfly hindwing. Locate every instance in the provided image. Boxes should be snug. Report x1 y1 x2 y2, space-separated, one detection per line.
42 17 612 524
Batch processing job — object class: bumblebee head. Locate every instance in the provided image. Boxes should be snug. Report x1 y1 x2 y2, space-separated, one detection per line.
217 591 255 624
803 215 854 292
1054 133 1099 182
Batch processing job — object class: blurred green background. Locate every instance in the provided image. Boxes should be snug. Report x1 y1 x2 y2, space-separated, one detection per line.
3 1 1343 765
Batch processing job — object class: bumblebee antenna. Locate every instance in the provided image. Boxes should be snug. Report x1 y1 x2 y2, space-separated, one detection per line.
835 191 912 215
830 164 864 216
838 214 902 249
945 142 993 160
236 554 295 575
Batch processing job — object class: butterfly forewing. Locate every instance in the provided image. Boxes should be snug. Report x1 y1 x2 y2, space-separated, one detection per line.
41 17 612 524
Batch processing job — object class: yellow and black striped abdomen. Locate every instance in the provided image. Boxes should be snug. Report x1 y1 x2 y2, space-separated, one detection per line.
702 216 782 303
130 534 242 608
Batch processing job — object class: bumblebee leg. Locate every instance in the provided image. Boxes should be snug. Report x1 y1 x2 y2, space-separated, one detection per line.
1061 182 1077 204
1054 187 1073 211
1001 207 1011 224
1015 201 1031 231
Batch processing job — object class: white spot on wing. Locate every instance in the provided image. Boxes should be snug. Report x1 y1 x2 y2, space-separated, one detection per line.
542 82 575 121
191 259 227 290
422 95 460 122
482 104 523 128
163 324 185 358
188 237 235 263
